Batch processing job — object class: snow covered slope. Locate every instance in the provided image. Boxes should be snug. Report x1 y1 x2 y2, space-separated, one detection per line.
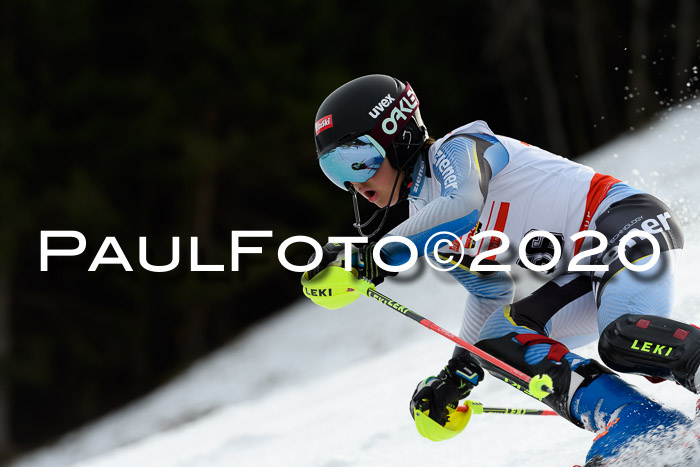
14 101 700 467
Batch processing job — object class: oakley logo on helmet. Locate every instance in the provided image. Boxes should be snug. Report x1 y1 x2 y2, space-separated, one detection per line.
368 93 396 119
369 83 420 148
381 87 418 135
315 114 333 136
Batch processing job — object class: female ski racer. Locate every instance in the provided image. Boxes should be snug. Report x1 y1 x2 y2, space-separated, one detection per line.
304 74 700 465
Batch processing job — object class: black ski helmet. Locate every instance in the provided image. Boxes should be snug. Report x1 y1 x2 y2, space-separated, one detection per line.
314 75 428 187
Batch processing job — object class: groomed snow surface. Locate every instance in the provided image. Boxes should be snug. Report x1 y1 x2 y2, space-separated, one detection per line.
14 101 700 467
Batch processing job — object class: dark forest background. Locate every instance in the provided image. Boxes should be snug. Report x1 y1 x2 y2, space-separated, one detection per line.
1 0 699 461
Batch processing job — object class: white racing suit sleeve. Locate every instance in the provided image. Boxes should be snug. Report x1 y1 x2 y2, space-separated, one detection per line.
383 137 485 262
450 268 514 344
380 135 515 345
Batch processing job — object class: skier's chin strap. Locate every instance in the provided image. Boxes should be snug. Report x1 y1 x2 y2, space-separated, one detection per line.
350 144 425 238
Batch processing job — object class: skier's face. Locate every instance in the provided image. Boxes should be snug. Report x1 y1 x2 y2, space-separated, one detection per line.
350 157 404 208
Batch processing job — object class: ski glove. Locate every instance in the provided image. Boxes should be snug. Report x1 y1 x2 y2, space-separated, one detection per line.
306 242 397 285
353 242 398 285
410 353 484 426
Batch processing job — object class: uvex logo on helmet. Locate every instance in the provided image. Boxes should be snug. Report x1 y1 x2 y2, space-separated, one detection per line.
315 114 333 136
368 94 396 119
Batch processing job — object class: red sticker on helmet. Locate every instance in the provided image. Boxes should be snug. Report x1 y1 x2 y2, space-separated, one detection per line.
315 114 333 136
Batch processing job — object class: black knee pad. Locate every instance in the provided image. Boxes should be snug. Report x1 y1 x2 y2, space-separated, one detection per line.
599 313 700 392
476 332 612 428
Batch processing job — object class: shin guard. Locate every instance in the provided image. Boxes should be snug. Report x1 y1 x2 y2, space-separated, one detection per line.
599 314 700 393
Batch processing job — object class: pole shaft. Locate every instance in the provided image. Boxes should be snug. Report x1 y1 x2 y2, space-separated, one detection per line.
456 405 557 416
366 288 533 384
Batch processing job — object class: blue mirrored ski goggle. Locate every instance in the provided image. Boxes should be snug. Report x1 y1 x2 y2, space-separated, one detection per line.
318 135 386 191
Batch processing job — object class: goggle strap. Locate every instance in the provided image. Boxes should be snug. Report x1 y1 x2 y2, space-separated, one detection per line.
368 83 420 150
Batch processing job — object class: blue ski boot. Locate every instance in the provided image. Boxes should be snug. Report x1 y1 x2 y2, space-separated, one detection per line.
574 373 693 465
